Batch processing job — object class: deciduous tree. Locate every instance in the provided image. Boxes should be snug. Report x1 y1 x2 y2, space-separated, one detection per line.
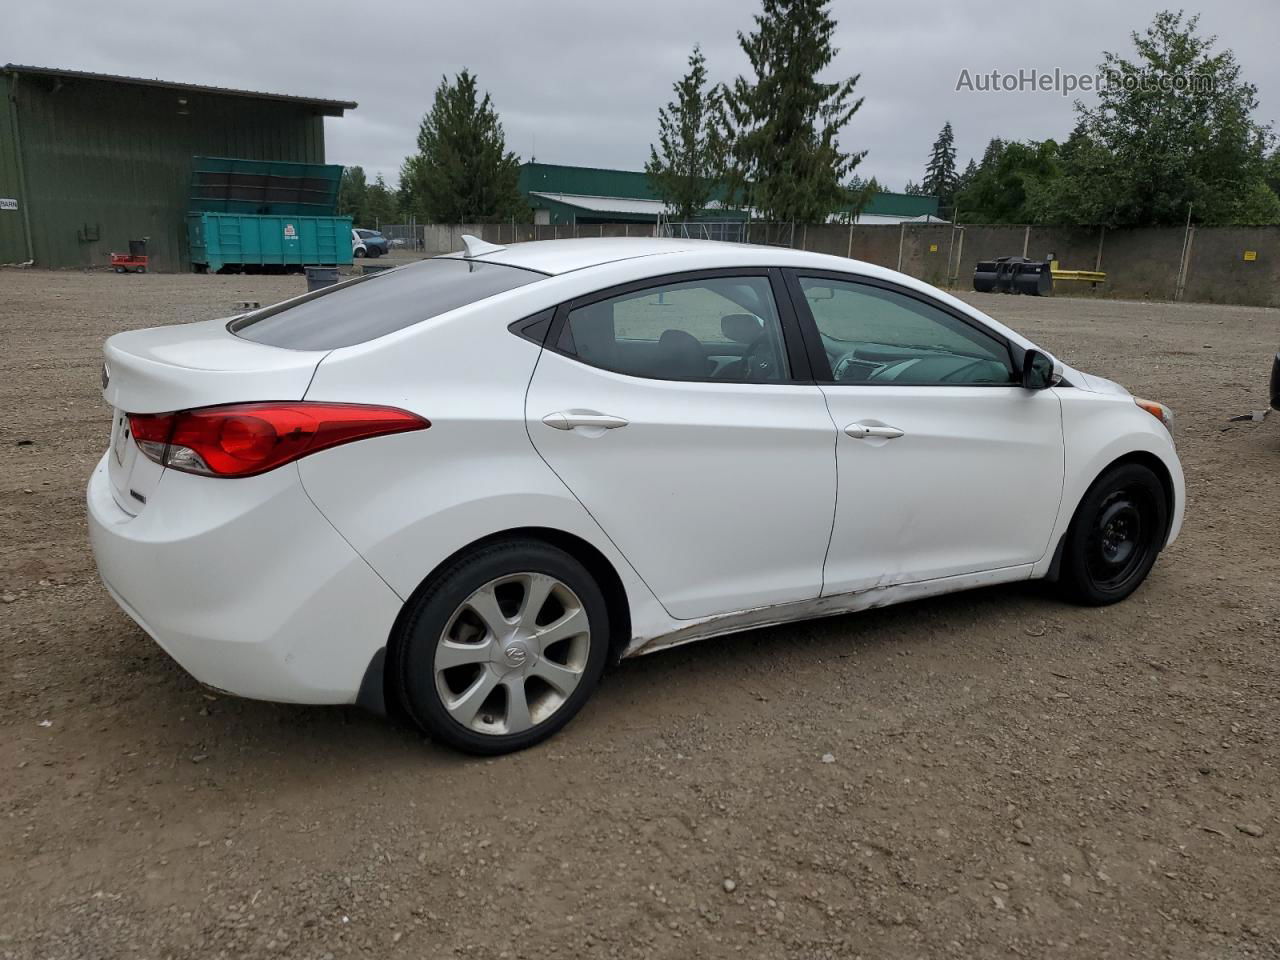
1047 11 1277 226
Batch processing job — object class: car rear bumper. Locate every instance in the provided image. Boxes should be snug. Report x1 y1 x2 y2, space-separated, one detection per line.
86 452 403 704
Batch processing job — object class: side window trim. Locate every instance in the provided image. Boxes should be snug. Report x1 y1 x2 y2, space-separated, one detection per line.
781 268 1016 386
507 307 555 346
543 267 813 384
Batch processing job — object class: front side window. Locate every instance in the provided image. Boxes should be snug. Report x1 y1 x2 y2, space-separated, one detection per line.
230 257 543 350
557 275 788 382
799 276 1014 385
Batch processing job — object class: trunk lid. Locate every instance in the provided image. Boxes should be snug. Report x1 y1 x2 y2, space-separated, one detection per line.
101 317 328 515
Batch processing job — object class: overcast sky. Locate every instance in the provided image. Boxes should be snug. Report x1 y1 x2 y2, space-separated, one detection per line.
9 1 1279 194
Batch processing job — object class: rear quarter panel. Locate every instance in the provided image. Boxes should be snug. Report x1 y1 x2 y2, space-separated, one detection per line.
295 289 669 641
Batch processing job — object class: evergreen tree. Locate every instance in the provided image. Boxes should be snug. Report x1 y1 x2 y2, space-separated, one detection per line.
922 122 958 207
980 138 1006 170
722 0 866 222
399 70 525 223
646 46 728 220
903 180 926 196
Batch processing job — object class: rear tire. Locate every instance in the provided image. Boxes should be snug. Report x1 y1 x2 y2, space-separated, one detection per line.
1057 463 1168 606
395 540 609 755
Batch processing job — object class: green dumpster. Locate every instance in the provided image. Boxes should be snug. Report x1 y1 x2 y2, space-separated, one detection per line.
188 212 352 273
186 156 353 273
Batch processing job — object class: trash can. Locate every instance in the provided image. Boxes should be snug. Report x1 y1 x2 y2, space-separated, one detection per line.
361 262 395 276
305 266 340 292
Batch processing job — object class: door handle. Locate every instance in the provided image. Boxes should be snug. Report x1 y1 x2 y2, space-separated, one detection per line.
542 411 630 431
845 422 905 440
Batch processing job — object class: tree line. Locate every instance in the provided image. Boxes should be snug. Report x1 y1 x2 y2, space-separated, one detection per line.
338 4 1278 230
912 12 1279 227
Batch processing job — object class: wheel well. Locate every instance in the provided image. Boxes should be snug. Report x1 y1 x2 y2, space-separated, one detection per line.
382 527 634 714
1047 450 1175 581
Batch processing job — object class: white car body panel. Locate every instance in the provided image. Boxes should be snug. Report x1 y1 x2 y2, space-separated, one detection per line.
102 318 325 414
86 238 1186 708
294 293 671 642
525 350 835 619
1032 386 1185 575
87 455 400 703
818 384 1064 595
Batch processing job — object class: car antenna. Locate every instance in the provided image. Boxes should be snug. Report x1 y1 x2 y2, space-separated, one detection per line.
460 235 505 259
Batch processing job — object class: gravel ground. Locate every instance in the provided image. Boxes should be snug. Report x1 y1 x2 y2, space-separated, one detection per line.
1 268 1277 960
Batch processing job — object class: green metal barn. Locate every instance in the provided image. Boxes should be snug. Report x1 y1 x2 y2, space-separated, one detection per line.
0 65 356 271
518 161 942 226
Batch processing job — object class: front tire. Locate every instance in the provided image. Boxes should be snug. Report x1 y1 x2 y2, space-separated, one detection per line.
395 540 610 755
1057 463 1168 605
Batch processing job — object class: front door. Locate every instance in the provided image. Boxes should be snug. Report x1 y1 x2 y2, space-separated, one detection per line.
788 272 1065 596
525 270 837 621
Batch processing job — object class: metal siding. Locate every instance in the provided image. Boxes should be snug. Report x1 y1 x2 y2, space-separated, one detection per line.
520 163 940 222
0 76 31 263
520 163 658 202
861 192 940 218
9 73 329 270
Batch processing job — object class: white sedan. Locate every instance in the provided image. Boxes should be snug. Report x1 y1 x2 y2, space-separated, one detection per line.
88 238 1184 754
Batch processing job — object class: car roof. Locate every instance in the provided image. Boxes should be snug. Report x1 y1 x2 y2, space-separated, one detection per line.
433 237 1035 352
438 237 714 275
437 236 895 282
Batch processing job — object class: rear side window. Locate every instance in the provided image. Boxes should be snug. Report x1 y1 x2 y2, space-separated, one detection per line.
230 258 543 350
555 275 789 382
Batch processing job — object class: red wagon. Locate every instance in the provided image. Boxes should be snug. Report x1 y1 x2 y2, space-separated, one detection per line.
110 238 149 274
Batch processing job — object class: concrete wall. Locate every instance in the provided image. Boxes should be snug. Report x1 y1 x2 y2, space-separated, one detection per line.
399 221 1280 308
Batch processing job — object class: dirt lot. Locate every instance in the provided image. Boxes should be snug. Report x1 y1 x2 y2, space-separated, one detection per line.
1 268 1278 960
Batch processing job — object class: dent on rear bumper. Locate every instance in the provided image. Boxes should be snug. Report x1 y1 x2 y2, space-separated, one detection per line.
86 453 402 704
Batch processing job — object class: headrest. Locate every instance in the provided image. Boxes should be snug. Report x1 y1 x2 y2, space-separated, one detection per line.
658 328 707 377
721 313 763 344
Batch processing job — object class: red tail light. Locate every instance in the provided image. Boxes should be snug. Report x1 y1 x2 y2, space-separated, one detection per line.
128 402 429 478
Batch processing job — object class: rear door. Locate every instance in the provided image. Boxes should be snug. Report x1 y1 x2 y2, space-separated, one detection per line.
525 269 836 621
786 271 1065 595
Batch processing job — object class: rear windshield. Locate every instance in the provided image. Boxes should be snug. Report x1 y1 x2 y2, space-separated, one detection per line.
229 258 544 350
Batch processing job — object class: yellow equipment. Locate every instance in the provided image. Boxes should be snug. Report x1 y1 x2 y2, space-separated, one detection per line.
1050 259 1106 289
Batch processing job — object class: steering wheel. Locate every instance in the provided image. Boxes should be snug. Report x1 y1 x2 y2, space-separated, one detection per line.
831 351 859 382
742 335 781 380
832 350 887 383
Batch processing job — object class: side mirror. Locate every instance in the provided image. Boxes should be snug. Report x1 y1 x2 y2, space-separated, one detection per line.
1022 349 1061 390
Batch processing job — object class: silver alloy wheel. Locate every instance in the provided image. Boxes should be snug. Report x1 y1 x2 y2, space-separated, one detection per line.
434 573 591 736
